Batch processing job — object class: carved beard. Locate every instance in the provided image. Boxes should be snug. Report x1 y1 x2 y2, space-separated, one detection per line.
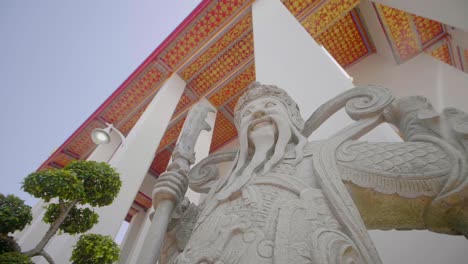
216 113 307 201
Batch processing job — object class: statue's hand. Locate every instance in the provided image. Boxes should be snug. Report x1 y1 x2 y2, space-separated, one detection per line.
152 169 189 206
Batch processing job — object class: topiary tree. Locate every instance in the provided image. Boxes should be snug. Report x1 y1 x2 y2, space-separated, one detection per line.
0 194 32 236
0 251 33 264
21 160 121 263
0 194 32 261
70 234 120 264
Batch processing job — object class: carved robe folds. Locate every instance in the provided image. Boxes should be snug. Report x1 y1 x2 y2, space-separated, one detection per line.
175 145 362 264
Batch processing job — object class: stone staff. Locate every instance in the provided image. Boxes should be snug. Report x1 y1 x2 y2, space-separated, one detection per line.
136 100 215 264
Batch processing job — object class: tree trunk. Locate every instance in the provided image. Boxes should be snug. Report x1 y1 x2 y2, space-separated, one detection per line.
24 200 78 258
39 250 55 264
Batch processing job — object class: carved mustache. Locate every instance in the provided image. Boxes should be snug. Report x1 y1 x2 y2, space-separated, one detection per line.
248 116 274 131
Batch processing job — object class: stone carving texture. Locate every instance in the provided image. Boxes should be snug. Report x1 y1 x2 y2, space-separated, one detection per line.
159 83 468 264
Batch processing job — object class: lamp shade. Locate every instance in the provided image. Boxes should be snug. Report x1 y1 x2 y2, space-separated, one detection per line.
91 128 111 144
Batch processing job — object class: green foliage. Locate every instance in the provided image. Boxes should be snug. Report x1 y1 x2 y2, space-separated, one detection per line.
0 252 33 264
65 161 121 207
0 235 20 254
44 204 98 235
22 161 120 207
0 194 32 235
22 169 85 202
71 234 120 264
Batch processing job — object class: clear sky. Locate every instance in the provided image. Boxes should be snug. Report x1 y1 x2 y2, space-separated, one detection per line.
0 0 201 206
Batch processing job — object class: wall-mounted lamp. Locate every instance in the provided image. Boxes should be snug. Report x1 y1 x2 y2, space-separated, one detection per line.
91 123 125 145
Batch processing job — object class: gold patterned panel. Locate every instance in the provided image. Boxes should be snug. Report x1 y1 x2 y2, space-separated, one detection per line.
375 4 420 62
190 32 254 96
413 15 444 45
158 116 186 152
151 148 173 175
173 92 193 117
118 100 151 136
316 10 372 68
101 64 166 124
226 91 245 114
281 0 322 17
160 0 249 70
427 41 452 65
208 63 255 107
301 0 360 38
181 13 252 80
210 111 238 153
66 120 103 158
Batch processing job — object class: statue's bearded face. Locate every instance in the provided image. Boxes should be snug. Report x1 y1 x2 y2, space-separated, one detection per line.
216 97 307 200
237 97 305 171
239 98 286 144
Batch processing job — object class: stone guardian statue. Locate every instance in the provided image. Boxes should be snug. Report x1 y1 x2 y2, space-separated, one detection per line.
155 83 468 264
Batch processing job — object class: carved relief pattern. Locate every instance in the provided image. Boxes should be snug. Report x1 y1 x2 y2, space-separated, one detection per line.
180 13 252 81
208 62 255 107
337 141 450 197
275 188 362 264
315 11 371 67
301 0 359 38
189 32 254 96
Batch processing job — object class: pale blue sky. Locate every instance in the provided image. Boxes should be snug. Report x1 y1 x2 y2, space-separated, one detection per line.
0 0 201 206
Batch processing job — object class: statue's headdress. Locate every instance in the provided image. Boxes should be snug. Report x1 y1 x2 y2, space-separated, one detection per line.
234 82 305 129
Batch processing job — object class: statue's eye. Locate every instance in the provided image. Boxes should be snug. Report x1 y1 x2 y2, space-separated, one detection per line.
265 102 276 108
242 110 252 118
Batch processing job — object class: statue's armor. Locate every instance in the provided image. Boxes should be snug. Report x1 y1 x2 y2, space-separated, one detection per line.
174 149 362 264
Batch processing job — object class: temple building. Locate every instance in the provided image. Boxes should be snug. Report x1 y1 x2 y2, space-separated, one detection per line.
16 0 468 263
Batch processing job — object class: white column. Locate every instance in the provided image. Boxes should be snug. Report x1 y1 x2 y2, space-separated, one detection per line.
252 0 398 142
44 74 186 264
118 209 149 264
372 0 468 32
123 208 153 264
97 73 185 237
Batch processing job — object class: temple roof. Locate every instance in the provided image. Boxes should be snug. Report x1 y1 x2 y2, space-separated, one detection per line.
36 0 462 220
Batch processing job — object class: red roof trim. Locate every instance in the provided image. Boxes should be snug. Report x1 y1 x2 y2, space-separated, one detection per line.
38 0 212 170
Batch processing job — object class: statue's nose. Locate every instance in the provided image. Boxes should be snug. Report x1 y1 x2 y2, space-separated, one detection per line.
252 111 265 119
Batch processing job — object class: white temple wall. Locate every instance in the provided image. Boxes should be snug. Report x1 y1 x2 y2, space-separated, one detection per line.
348 52 468 113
